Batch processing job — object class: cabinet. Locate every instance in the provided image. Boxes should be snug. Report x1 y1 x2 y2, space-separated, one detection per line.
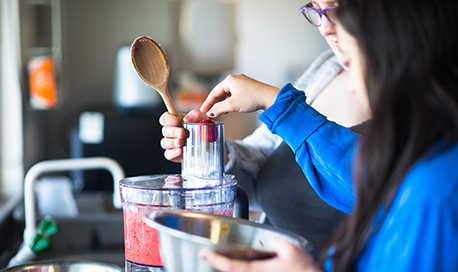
19 0 63 109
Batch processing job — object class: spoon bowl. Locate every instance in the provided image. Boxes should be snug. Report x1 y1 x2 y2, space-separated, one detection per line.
131 36 178 116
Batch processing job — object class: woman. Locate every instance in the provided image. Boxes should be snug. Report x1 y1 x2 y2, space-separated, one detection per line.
160 1 369 255
199 0 458 270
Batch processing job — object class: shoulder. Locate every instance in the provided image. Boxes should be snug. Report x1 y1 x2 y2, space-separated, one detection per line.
294 49 343 102
294 50 340 84
385 140 458 236
359 142 458 270
400 140 458 203
357 141 458 271
313 49 339 65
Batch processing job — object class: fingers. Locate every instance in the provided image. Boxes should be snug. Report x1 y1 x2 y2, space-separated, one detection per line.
160 126 188 163
199 250 251 272
200 78 233 117
159 111 188 163
200 74 280 118
161 126 188 139
160 136 187 150
163 148 183 163
200 249 285 272
160 110 207 125
199 239 320 272
271 237 319 272
159 111 186 127
270 237 301 258
184 109 209 123
205 97 238 118
159 109 218 163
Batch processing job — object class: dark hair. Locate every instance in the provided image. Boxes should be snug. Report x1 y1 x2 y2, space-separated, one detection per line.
321 0 458 270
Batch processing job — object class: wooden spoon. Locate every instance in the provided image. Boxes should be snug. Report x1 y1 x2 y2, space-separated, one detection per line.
131 36 178 116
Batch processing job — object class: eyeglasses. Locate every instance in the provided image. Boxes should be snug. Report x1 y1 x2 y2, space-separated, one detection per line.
300 2 338 27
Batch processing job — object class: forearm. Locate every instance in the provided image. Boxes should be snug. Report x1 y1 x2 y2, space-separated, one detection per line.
259 83 358 214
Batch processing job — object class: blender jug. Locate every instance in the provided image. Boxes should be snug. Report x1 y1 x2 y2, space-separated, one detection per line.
121 120 238 272
120 175 237 271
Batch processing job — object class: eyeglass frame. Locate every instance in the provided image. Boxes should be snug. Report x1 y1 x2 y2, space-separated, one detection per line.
300 2 338 27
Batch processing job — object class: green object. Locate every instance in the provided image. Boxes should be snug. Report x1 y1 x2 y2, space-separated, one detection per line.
37 215 58 237
29 233 50 253
29 215 58 253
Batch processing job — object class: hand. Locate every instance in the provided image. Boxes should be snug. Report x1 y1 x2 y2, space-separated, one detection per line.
200 74 280 118
199 237 321 272
159 110 208 162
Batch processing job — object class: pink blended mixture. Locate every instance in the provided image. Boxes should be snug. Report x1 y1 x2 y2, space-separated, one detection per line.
123 205 233 267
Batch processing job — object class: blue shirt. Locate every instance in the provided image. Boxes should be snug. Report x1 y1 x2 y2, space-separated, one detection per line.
259 83 458 271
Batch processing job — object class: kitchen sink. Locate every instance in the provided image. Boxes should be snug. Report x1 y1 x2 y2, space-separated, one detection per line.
9 191 125 268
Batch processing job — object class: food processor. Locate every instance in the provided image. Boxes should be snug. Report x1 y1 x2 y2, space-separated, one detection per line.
120 121 240 272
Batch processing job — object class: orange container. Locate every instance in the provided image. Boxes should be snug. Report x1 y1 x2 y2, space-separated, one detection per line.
28 56 58 109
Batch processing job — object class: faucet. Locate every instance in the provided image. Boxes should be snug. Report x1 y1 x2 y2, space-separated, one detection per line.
23 157 125 245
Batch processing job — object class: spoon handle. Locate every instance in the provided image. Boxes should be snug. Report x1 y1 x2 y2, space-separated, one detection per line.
160 91 179 116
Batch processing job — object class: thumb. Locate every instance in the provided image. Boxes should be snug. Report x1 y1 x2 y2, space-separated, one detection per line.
272 237 299 256
272 237 318 271
184 109 208 122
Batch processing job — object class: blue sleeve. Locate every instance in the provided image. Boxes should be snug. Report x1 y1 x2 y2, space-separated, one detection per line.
258 83 359 214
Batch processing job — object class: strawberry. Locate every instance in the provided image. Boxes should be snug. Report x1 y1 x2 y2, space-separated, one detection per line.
198 119 215 124
198 119 218 142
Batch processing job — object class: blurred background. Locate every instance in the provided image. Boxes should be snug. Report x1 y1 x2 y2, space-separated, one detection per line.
0 0 328 202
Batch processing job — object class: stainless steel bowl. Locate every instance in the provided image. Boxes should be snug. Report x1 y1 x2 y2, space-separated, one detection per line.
143 210 308 272
0 260 122 272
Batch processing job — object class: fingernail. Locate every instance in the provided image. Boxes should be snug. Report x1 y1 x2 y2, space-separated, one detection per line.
184 115 194 122
208 109 215 117
198 250 207 260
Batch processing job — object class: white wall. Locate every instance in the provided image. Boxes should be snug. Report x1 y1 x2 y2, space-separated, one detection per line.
234 0 328 87
220 0 329 138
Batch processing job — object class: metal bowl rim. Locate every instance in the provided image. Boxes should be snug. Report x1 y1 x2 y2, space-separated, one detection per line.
0 259 122 272
143 210 308 250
